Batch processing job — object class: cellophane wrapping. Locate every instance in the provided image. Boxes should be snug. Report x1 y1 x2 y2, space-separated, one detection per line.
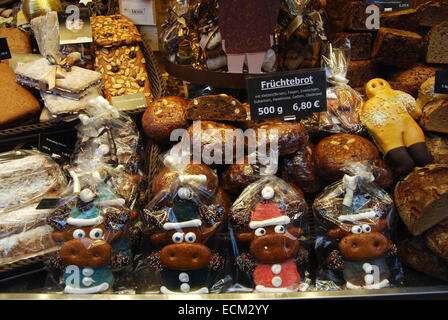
312 162 403 290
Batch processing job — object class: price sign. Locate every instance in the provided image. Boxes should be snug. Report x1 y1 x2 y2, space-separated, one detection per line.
0 38 11 60
365 0 411 11
246 69 327 120
435 70 448 94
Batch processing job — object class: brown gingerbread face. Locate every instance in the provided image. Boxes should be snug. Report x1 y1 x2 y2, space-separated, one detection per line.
328 219 390 261
53 224 122 268
150 226 217 270
59 238 112 268
237 225 302 264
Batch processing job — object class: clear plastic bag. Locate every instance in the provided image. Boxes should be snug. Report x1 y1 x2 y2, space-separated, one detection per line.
140 153 229 294
46 167 135 294
228 175 312 292
44 97 143 294
321 39 364 134
312 162 403 290
0 149 67 266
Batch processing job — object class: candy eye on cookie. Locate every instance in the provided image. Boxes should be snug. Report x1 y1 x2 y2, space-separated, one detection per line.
274 225 285 234
351 224 371 234
255 228 267 237
73 229 86 239
172 232 184 243
89 228 104 240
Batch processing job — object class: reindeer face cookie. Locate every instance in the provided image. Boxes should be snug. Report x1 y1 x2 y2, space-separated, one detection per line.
143 159 226 294
231 176 309 292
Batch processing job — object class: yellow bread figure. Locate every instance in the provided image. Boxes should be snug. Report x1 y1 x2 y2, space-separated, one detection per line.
360 79 433 177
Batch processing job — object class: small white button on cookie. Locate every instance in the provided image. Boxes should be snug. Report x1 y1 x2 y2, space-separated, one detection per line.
272 276 282 288
82 277 94 287
364 274 374 285
179 272 189 283
180 283 191 293
82 267 94 277
271 264 282 275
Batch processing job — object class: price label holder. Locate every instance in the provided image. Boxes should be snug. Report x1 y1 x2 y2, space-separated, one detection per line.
0 38 11 60
246 69 327 121
365 0 411 11
435 70 448 94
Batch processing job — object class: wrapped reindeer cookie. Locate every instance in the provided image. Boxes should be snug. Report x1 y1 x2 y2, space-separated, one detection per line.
141 154 228 294
320 39 364 134
312 162 403 290
229 175 311 292
46 167 135 294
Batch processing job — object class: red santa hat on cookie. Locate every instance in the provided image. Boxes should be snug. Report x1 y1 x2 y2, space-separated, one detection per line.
248 186 290 229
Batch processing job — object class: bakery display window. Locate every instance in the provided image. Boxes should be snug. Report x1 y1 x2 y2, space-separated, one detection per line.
0 0 447 300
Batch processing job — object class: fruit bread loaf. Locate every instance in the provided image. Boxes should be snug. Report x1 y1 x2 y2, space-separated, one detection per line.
346 59 380 88
372 27 423 69
342 1 381 31
186 94 247 121
420 99 448 134
141 96 189 144
394 164 448 236
425 219 448 262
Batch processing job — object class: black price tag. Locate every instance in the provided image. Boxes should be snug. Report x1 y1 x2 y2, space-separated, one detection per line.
246 69 327 121
435 70 448 94
36 198 60 210
0 38 11 60
366 0 411 11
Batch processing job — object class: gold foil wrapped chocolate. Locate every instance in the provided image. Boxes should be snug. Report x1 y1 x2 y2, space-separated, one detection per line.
22 0 62 22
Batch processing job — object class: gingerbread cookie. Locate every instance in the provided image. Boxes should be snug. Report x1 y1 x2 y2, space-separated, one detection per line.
313 164 398 290
143 156 226 294
230 176 309 292
91 14 142 47
360 78 433 176
94 45 153 104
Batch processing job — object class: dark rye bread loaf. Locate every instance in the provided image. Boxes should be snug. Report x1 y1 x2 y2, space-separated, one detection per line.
335 32 372 60
380 9 422 33
186 94 247 121
342 1 382 31
425 219 448 262
372 27 423 69
395 164 448 236
388 63 439 98
425 132 448 164
420 4 448 28
420 99 448 134
346 59 380 88
424 22 448 65
398 237 448 282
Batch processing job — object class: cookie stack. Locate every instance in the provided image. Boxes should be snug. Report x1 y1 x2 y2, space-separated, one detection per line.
91 14 154 105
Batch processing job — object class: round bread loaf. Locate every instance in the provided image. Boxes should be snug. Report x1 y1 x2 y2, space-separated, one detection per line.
141 96 189 144
248 120 308 157
185 120 238 166
315 133 387 182
394 164 448 236
151 162 219 196
281 142 322 194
